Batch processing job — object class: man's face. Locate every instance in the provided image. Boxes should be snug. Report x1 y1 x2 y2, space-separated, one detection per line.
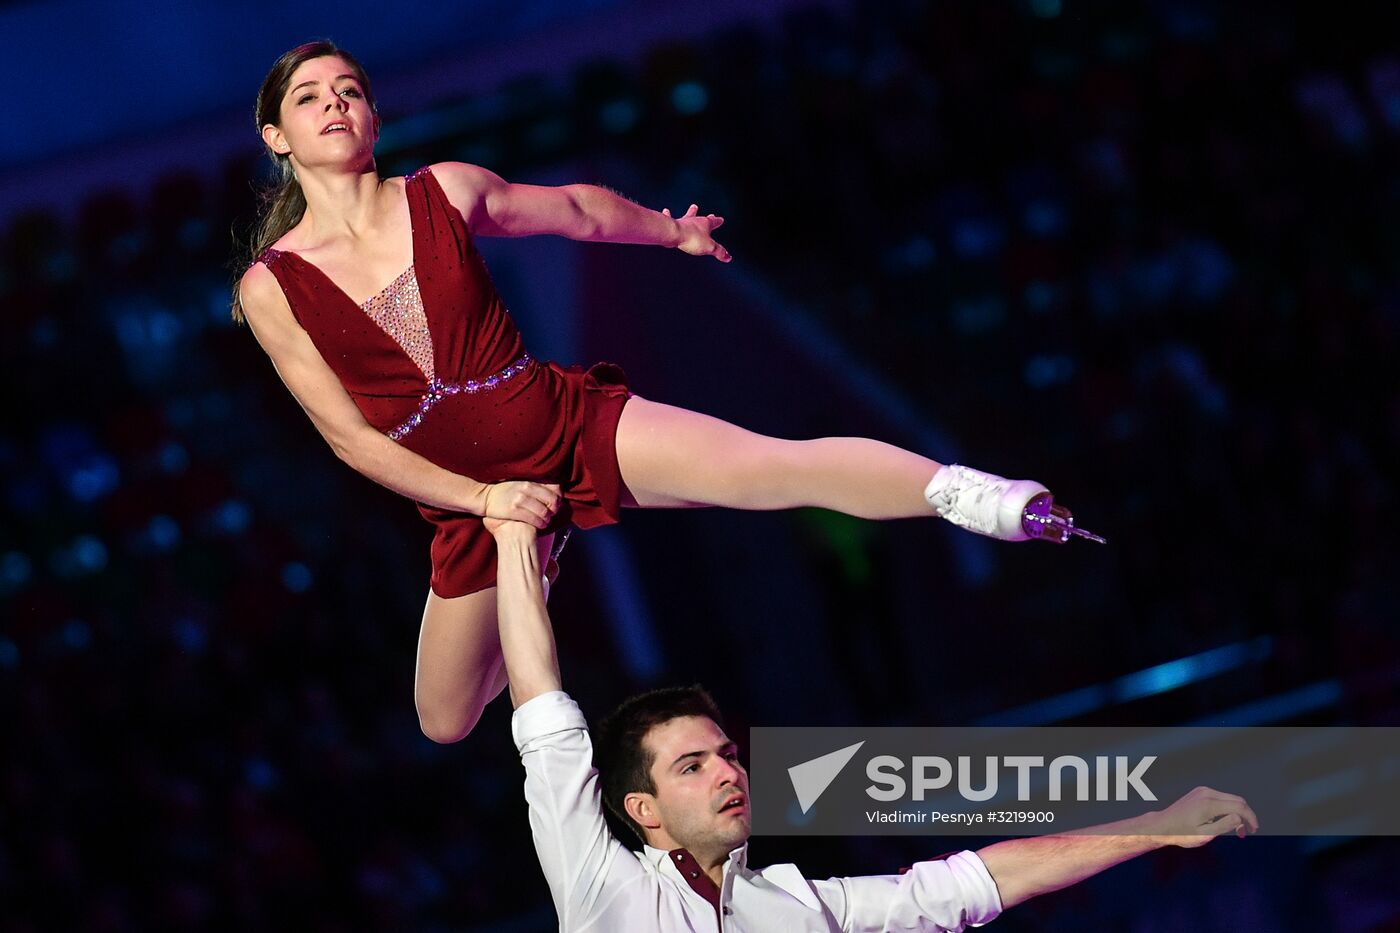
634 716 751 858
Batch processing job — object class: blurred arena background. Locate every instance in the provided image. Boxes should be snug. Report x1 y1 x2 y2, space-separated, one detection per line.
2 0 1397 929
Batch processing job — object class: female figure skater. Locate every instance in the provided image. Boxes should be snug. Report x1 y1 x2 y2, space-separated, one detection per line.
235 42 1100 744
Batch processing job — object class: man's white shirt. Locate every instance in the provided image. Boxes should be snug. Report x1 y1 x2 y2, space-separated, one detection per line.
512 691 1004 932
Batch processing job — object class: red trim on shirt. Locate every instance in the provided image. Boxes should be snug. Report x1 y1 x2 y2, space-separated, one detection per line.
670 848 722 925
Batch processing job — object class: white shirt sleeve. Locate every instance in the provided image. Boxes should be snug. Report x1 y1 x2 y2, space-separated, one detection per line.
512 691 646 930
811 850 1004 932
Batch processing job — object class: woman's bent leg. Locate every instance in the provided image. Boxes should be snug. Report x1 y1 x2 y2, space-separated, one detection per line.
414 587 504 744
614 397 941 519
413 533 554 744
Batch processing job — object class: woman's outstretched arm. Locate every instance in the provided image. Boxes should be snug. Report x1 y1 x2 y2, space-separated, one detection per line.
238 262 561 526
432 161 730 261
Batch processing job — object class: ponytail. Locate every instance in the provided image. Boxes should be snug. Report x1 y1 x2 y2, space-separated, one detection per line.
231 159 305 325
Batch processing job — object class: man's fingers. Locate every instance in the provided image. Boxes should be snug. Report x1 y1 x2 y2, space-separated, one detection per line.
709 214 725 229
1202 791 1258 834
488 516 537 536
1203 805 1255 838
1203 814 1237 838
661 207 672 217
686 203 699 216
1211 814 1243 838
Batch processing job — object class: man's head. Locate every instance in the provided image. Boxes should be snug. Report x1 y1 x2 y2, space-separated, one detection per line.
596 686 751 860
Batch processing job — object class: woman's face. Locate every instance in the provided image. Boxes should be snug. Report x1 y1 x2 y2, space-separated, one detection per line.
261 55 377 170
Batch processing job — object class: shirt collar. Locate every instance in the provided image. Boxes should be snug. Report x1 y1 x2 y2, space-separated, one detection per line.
642 843 750 874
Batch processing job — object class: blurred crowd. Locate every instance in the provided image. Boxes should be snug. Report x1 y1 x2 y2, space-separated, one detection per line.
2 1 1397 930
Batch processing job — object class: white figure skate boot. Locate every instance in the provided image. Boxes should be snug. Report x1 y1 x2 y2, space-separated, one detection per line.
924 464 1105 544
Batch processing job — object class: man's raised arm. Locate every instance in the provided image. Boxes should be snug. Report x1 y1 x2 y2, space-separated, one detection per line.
485 517 561 707
488 517 645 931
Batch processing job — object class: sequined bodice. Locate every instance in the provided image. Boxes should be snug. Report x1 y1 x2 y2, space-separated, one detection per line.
360 264 434 380
250 164 633 596
255 166 535 443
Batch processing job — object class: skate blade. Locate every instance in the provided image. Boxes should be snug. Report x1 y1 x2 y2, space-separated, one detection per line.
1066 524 1107 544
1022 494 1107 544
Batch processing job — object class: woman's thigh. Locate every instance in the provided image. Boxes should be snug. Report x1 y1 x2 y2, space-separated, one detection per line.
414 586 503 741
614 396 794 509
413 532 554 741
613 396 939 518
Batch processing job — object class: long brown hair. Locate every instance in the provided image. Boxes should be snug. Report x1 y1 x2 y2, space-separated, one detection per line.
230 40 378 324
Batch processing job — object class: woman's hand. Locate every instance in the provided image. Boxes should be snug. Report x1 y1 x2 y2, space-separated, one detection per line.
478 481 561 529
664 204 731 262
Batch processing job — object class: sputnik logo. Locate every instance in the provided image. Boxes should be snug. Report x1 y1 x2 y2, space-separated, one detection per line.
788 741 865 814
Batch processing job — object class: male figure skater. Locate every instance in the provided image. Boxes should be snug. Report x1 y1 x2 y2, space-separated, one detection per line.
488 518 1257 931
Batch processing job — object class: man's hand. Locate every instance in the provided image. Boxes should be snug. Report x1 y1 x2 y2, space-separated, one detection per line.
484 515 539 539
1142 786 1259 847
479 482 561 528
663 204 731 262
979 784 1257 909
486 517 563 594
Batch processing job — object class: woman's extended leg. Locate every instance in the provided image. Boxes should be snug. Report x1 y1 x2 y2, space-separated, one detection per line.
413 532 554 744
614 397 940 518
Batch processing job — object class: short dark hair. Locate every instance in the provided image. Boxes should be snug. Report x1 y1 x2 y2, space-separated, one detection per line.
594 685 724 847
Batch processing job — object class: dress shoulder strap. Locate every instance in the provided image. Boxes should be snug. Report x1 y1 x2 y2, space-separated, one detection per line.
255 247 285 268
404 164 476 250
405 164 452 211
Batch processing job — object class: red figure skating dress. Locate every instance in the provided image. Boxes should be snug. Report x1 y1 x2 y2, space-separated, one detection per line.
257 166 630 597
